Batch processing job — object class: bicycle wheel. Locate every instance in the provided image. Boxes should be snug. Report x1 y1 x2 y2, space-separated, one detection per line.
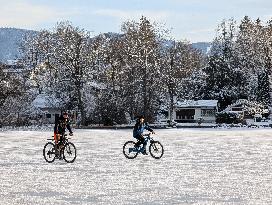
43 142 56 163
63 142 77 163
123 141 139 159
149 141 164 159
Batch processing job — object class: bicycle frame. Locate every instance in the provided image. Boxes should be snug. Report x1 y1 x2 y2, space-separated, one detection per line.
142 133 155 144
44 133 76 163
129 133 154 154
47 134 71 144
123 132 164 159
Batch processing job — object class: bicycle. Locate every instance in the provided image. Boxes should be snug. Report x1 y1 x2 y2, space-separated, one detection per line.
43 133 77 163
123 133 164 159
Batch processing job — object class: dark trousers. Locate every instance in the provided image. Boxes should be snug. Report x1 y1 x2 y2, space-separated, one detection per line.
135 135 147 148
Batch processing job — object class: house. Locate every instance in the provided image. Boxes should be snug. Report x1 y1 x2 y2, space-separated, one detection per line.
32 94 62 123
224 99 269 119
173 100 218 123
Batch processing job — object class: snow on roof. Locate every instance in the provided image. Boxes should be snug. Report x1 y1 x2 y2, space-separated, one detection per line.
224 99 265 112
32 94 61 109
176 100 218 108
228 99 262 107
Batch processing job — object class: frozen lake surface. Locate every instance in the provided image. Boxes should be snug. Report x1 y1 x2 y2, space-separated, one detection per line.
1 128 272 205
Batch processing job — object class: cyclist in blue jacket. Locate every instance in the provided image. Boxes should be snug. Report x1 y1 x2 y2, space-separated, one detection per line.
133 115 155 155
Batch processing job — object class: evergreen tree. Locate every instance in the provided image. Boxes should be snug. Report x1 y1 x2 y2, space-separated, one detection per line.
203 19 245 110
257 68 270 105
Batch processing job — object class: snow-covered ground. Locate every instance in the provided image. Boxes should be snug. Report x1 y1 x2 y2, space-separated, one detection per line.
1 128 272 205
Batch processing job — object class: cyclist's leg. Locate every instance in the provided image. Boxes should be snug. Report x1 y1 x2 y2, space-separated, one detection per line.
58 133 65 151
54 133 62 157
135 135 145 147
54 132 58 144
59 133 64 144
143 139 147 150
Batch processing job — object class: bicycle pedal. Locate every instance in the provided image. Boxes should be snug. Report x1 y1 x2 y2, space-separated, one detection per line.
55 154 62 159
142 152 148 155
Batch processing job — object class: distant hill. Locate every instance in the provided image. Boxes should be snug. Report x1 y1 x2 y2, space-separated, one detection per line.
191 42 211 54
0 28 37 63
0 28 211 63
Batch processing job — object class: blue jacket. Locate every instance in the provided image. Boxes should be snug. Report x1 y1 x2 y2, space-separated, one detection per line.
133 122 153 138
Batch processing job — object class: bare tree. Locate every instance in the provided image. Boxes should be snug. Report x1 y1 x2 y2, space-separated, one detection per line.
121 16 162 121
160 40 204 123
21 21 101 125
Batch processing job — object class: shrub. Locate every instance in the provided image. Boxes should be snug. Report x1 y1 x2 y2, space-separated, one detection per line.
216 112 242 124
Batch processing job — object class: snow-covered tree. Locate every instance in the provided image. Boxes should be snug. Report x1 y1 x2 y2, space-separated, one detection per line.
159 40 204 122
257 68 270 105
21 21 101 125
204 19 248 110
93 34 128 125
181 67 207 100
120 16 162 121
235 17 266 100
0 64 20 107
0 63 32 125
203 17 272 110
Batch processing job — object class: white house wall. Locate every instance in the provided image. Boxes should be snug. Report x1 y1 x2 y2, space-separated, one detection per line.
172 100 218 123
173 110 176 120
194 109 201 120
194 108 216 122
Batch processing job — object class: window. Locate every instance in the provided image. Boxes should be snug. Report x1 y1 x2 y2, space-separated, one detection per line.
232 107 243 111
176 109 195 120
201 109 215 117
46 114 51 118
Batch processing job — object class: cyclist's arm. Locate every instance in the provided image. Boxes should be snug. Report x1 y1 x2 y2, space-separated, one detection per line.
66 121 73 134
145 124 155 134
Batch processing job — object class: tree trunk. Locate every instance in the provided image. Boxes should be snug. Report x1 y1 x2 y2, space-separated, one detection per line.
143 53 148 119
77 89 86 126
168 87 174 126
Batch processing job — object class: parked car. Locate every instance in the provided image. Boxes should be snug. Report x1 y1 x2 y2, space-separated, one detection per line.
246 116 272 128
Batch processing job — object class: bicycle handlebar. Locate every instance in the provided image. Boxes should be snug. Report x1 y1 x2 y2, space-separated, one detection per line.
142 133 155 141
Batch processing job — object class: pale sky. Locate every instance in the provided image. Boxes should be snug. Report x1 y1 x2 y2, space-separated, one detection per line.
0 0 271 42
